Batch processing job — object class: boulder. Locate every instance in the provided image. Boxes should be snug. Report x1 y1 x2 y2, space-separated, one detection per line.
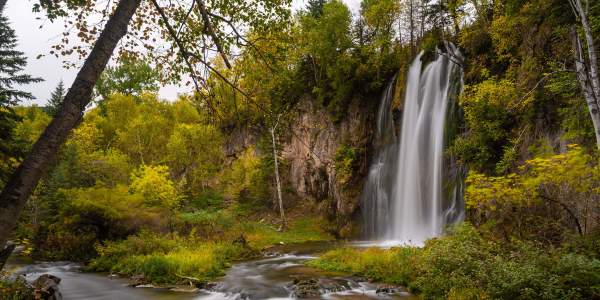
376 284 404 294
291 278 321 298
32 274 62 300
128 274 146 286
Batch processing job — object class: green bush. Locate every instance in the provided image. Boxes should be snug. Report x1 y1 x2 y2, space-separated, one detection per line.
177 209 236 236
89 232 255 284
308 246 420 286
310 223 600 300
88 231 181 271
0 274 33 300
115 245 232 283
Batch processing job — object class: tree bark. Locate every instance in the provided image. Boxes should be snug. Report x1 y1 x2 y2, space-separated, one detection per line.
270 124 287 230
195 0 231 69
0 243 14 270
571 27 600 148
571 0 600 101
0 0 141 258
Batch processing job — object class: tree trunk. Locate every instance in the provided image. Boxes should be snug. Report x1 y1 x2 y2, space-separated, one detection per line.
0 0 141 262
270 126 287 230
571 27 600 148
0 243 14 270
571 0 600 101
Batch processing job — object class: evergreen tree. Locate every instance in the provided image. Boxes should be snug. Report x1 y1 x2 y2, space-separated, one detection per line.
46 80 66 116
306 0 326 18
0 11 42 158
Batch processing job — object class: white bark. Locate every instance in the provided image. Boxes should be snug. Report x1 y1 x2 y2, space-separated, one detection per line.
571 0 600 101
569 0 600 148
270 121 287 230
572 28 600 147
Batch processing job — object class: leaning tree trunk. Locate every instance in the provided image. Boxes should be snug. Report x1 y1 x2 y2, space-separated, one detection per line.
0 0 141 265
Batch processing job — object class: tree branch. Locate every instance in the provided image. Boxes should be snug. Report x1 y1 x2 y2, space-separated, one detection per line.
539 193 583 235
195 0 231 69
206 12 274 71
176 0 195 39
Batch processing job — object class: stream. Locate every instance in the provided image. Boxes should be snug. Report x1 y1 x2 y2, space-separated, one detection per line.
5 242 416 300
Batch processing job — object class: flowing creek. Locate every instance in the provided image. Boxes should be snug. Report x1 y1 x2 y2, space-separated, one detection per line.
5 242 416 300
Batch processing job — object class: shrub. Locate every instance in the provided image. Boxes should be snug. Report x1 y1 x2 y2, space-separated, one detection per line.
0 275 33 300
177 210 235 237
88 231 181 271
310 223 600 300
91 237 252 284
308 246 419 286
466 145 600 243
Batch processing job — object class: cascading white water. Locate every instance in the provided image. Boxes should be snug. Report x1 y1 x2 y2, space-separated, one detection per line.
362 76 398 239
362 44 464 245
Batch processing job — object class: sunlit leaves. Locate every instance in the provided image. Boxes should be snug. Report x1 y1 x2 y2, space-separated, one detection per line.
130 165 180 208
466 145 600 237
166 123 224 194
33 0 292 89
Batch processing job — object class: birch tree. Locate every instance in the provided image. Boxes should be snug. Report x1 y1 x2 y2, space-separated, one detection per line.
569 0 600 148
269 113 287 231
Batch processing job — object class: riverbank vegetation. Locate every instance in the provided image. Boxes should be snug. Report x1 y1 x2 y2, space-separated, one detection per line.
310 224 600 299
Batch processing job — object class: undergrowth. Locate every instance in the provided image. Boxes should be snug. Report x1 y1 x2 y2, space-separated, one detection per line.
87 217 333 284
308 223 600 300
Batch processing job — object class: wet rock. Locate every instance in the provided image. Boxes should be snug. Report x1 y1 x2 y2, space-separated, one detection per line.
205 281 218 290
319 278 351 293
128 274 146 286
32 274 62 300
376 284 404 294
291 278 321 298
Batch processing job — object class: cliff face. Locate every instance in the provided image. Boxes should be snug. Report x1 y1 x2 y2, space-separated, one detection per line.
281 96 376 236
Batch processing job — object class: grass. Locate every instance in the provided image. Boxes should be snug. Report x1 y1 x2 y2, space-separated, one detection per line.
308 223 600 300
88 216 333 284
307 247 420 286
111 243 247 283
242 217 334 249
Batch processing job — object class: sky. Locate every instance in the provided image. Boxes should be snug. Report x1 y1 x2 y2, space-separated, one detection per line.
5 0 361 106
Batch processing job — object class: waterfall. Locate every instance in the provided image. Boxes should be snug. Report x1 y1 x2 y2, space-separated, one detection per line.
362 75 398 239
362 44 464 245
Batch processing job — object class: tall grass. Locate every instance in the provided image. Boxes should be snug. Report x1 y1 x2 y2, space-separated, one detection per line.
88 217 332 284
309 223 600 299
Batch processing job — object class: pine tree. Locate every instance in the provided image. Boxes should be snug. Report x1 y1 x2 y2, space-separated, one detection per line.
47 80 66 116
0 11 42 157
306 0 325 18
